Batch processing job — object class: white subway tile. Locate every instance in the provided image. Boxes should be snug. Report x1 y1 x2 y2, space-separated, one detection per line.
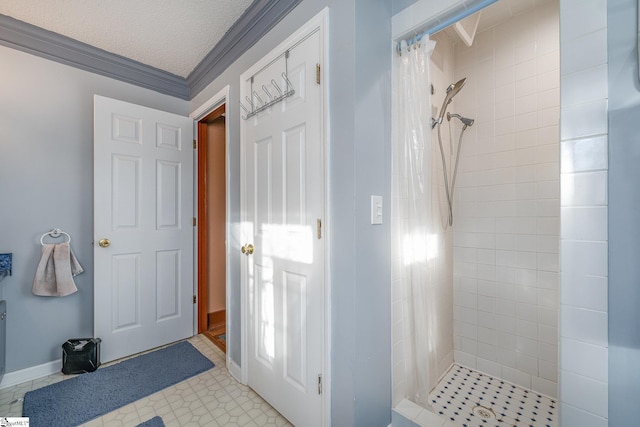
495 116 515 136
516 301 538 322
539 323 558 344
478 324 497 343
477 279 496 297
561 170 607 206
537 180 560 199
535 162 559 181
537 125 560 146
560 240 608 280
515 75 537 98
517 319 538 340
532 376 558 398
515 112 538 132
560 273 607 312
560 135 608 173
517 352 539 376
537 87 560 110
560 306 607 346
457 300 477 320
536 235 559 253
560 29 607 76
496 297 516 317
477 357 502 378
502 366 531 389
560 99 608 141
538 306 558 328
478 342 497 361
516 335 538 356
561 338 608 382
517 268 538 286
538 106 560 127
515 42 537 65
560 403 608 427
537 50 560 75
461 337 478 355
559 0 607 41
536 217 560 236
454 350 477 369
538 288 558 309
537 270 559 289
515 129 538 150
561 64 608 106
496 348 517 368
515 93 537 115
514 234 537 252
539 359 558 381
539 341 559 363
560 370 608 418
560 206 607 241
537 252 559 272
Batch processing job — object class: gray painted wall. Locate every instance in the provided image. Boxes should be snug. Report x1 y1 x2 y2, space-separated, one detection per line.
608 0 640 423
0 45 188 372
191 0 392 425
1 0 394 424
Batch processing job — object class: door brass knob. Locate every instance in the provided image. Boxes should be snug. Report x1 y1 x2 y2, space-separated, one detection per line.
241 243 254 255
98 238 111 248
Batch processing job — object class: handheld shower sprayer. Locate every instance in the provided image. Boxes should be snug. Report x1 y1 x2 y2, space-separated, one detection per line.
431 77 466 128
431 77 475 227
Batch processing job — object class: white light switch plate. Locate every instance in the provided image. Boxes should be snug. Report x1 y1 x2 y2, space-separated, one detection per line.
371 195 383 225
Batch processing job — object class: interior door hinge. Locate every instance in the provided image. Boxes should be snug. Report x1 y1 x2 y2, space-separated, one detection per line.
317 219 322 239
316 63 321 85
193 217 197 227
317 374 322 394
193 139 196 149
193 295 197 304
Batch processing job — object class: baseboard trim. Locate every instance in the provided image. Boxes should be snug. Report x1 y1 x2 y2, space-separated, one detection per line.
208 309 226 327
228 358 243 384
0 359 61 389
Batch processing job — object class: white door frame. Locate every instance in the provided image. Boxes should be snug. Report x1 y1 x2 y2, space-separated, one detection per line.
190 85 235 377
239 8 330 425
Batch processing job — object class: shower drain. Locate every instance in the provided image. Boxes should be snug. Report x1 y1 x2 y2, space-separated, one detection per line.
472 404 497 420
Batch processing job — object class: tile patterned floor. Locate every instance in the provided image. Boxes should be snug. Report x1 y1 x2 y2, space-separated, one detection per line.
0 335 293 427
429 365 558 427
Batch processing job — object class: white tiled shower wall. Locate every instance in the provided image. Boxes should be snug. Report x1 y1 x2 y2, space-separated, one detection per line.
392 0 609 425
558 0 609 425
446 1 560 398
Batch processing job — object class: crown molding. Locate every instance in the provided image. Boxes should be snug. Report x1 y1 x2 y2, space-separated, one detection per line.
0 14 190 100
0 0 302 101
187 0 303 98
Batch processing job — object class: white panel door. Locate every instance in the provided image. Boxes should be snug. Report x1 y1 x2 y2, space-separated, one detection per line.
94 95 194 363
242 28 324 427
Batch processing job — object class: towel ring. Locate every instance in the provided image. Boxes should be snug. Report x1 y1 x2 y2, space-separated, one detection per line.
40 228 71 246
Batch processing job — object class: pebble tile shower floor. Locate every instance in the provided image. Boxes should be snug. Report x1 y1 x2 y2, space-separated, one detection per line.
429 365 557 427
0 335 292 426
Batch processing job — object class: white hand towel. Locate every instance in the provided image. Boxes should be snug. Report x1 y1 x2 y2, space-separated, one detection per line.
32 242 83 296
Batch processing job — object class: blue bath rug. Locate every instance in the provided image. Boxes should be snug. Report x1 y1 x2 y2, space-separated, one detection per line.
137 416 165 427
22 341 214 427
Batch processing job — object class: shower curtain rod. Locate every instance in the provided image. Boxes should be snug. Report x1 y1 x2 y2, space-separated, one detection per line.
395 0 497 54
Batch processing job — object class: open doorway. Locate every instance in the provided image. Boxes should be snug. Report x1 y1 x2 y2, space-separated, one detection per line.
197 103 227 353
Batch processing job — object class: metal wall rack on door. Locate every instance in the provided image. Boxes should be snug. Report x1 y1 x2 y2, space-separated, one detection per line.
239 51 295 120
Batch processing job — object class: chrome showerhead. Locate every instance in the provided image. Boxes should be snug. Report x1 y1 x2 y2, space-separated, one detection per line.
432 77 467 128
447 112 475 127
444 78 466 103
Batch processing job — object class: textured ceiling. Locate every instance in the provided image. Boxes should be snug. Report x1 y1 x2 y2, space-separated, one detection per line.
0 0 253 78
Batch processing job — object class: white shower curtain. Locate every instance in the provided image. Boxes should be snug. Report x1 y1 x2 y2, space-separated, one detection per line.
392 38 446 405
